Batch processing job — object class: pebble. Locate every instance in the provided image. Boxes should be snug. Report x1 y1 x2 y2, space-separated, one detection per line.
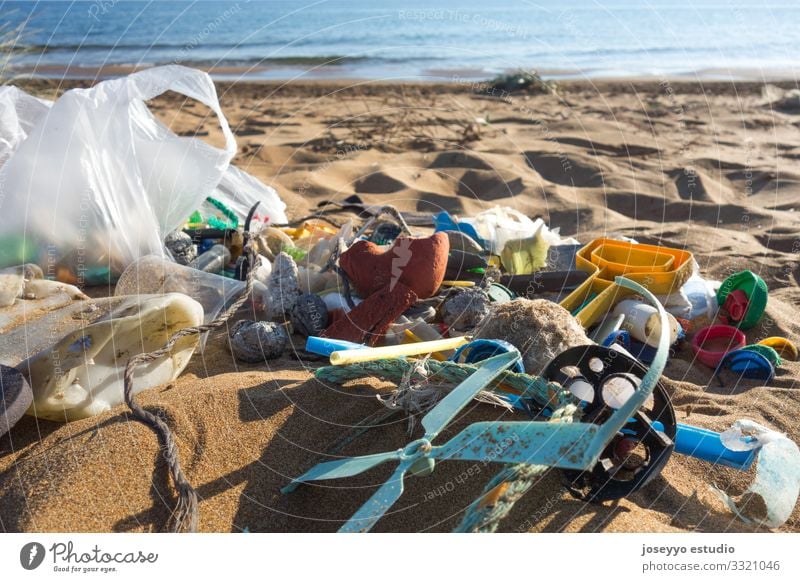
229 320 288 362
266 252 301 321
291 293 329 337
164 230 197 266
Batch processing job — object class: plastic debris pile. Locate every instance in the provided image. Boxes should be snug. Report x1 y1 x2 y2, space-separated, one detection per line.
1 66 799 534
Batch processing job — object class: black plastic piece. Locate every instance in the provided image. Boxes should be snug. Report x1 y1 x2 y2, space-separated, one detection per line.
542 345 676 502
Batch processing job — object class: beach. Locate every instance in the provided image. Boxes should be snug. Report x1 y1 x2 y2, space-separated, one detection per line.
1 77 798 533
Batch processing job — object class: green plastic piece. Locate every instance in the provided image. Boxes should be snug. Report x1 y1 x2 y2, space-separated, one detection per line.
188 210 204 225
282 245 308 262
741 344 782 368
0 234 37 266
571 292 597 317
487 283 515 303
716 270 768 330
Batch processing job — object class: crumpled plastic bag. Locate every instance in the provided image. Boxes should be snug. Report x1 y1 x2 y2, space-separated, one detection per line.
712 420 800 528
0 65 286 283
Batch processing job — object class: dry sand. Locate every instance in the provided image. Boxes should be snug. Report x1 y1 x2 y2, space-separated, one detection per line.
1 78 799 533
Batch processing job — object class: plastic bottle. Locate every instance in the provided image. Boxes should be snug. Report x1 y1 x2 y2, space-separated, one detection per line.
682 275 719 322
190 244 231 274
612 299 680 347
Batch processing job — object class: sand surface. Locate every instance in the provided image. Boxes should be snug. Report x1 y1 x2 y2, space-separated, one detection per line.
1 79 799 533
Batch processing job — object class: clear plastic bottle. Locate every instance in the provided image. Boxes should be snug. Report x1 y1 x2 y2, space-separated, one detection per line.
190 244 231 274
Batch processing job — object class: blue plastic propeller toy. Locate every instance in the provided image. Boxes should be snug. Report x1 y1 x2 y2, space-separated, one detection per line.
282 277 674 532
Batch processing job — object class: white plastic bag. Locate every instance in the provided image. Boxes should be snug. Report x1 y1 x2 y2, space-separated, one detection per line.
215 164 287 227
0 65 286 283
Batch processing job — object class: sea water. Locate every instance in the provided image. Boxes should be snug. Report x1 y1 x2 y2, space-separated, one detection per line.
2 0 798 80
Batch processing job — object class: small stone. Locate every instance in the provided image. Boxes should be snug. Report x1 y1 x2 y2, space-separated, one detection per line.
266 252 301 321
291 293 329 337
229 320 288 362
164 230 197 266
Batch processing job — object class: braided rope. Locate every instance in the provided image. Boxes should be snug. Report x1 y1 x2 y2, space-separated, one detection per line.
122 241 259 533
315 358 572 410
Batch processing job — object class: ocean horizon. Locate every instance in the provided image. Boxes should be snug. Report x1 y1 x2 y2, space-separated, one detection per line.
2 0 799 81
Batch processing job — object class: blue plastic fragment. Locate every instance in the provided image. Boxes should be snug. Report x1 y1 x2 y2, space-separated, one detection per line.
657 422 756 470
433 211 487 250
451 339 525 374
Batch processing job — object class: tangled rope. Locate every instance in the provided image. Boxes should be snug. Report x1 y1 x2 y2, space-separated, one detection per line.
315 358 572 411
455 404 579 533
122 233 259 533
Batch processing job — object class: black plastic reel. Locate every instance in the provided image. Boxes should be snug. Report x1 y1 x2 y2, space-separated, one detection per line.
542 345 676 503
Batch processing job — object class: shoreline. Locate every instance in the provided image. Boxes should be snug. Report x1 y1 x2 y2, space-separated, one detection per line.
10 76 800 100
6 63 800 85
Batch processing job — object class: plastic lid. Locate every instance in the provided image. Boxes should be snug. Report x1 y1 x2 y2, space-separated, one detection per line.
716 349 775 383
758 337 798 361
691 325 747 368
740 344 782 368
716 270 768 330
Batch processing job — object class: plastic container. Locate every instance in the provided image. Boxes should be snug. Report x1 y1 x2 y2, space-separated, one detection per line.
561 238 696 323
190 244 231 274
591 244 675 273
612 299 681 347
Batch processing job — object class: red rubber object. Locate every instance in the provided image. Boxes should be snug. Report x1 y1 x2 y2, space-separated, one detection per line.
691 325 747 368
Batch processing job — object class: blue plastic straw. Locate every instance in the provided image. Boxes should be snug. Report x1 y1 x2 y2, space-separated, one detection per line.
305 336 365 357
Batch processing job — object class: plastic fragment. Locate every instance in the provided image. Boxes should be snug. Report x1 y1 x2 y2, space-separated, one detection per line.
712 420 800 528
